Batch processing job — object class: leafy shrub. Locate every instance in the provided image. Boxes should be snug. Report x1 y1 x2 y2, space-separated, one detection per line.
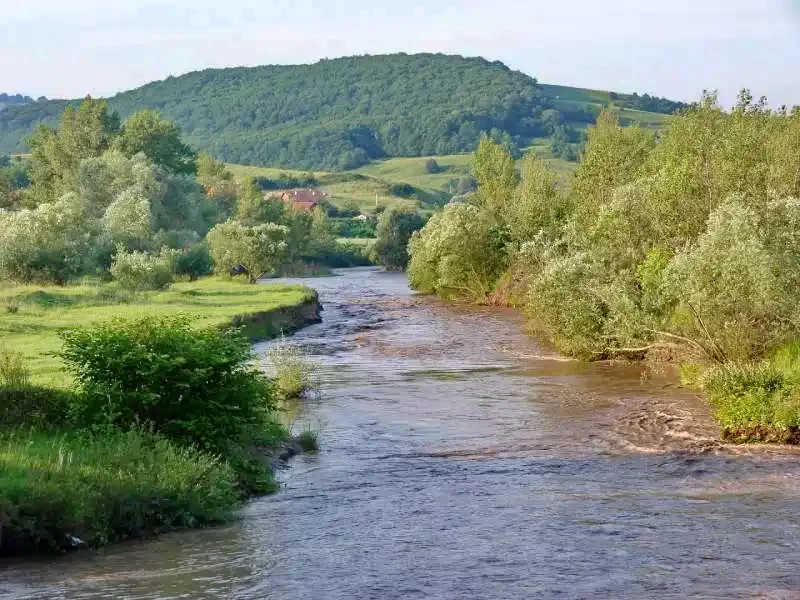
59 316 284 492
408 203 508 300
207 220 288 283
267 339 318 398
424 158 440 174
110 245 176 292
525 253 609 358
175 243 213 281
0 429 238 553
372 207 426 270
389 182 415 198
0 194 93 283
662 199 790 361
102 187 152 247
332 218 377 238
0 386 71 429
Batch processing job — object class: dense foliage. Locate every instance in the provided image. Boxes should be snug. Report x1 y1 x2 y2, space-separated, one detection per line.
409 91 800 439
59 316 284 492
0 54 682 171
372 207 426 270
207 220 289 283
0 93 34 110
0 98 377 286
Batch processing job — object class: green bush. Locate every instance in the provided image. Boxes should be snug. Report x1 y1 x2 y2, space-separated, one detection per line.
332 218 377 238
110 245 177 292
696 341 800 438
0 385 71 429
389 182 415 198
0 348 70 429
175 243 213 281
58 316 284 492
372 207 426 271
0 429 238 553
0 195 93 283
207 220 288 283
424 158 440 174
0 346 29 389
408 203 507 300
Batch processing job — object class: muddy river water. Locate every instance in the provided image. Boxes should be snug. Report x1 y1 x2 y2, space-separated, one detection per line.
4 267 800 599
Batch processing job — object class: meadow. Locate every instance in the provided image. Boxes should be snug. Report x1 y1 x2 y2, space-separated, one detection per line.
0 277 315 388
228 150 579 214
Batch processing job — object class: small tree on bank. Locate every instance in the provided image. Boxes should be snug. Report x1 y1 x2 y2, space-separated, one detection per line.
206 220 289 283
372 207 426 271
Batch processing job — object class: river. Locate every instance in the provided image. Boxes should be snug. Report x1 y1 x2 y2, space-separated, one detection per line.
4 267 800 599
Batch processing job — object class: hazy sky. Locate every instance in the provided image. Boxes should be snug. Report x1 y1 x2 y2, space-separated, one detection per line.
3 0 799 106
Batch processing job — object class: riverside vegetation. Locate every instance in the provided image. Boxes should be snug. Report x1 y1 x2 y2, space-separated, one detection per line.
0 100 334 554
409 90 800 443
0 279 322 554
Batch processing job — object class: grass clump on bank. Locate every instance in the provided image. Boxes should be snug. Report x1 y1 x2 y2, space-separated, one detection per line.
297 427 319 453
267 338 318 398
692 342 800 443
0 430 238 553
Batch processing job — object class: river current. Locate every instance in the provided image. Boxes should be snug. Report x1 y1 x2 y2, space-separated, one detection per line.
4 267 800 599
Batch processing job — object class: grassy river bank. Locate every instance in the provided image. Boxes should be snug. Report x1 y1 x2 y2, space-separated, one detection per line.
0 277 320 554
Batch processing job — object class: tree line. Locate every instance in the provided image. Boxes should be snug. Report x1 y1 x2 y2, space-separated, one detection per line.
0 98 374 289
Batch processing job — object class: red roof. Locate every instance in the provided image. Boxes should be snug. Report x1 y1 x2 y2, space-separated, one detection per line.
279 189 328 211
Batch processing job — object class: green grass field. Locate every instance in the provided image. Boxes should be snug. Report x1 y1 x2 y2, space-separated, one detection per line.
227 149 578 213
0 277 313 388
539 83 674 132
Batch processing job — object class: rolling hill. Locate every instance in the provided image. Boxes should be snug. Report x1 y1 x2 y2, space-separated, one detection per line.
0 93 35 112
0 54 684 171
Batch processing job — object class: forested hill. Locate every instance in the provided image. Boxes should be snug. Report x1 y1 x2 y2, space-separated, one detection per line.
0 54 685 170
0 93 35 111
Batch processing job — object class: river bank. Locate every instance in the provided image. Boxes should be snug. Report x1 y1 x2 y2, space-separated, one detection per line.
0 276 322 555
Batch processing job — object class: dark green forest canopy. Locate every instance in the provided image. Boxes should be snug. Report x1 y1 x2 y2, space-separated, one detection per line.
0 54 685 170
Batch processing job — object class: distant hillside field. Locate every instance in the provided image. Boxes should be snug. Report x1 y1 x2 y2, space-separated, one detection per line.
0 54 684 170
228 150 578 213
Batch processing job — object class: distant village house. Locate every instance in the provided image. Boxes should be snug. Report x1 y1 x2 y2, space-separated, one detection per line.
275 189 328 211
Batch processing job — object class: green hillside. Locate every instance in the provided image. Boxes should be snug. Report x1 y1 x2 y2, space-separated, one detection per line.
0 93 34 112
227 150 578 214
0 54 684 171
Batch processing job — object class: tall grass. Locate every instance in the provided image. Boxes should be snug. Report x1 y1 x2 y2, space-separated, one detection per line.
0 346 29 389
297 426 319 453
698 340 800 441
267 338 318 398
0 429 239 553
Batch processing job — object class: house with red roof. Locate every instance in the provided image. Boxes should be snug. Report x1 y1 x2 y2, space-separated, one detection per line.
278 189 328 211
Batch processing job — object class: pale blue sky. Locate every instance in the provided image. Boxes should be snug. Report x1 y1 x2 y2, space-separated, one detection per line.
3 0 799 106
